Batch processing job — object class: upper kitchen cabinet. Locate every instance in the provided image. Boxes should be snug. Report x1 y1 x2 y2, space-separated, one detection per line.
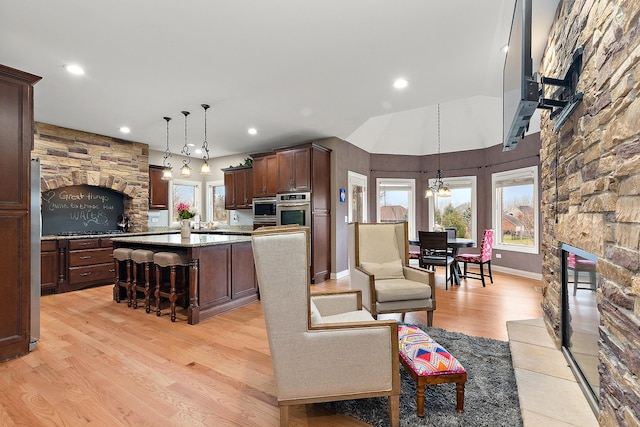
148 165 169 209
0 64 41 362
223 166 252 210
276 147 311 193
252 153 278 198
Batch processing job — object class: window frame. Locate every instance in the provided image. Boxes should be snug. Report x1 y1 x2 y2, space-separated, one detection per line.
376 177 416 239
491 166 539 254
205 180 229 225
427 175 477 241
169 179 201 225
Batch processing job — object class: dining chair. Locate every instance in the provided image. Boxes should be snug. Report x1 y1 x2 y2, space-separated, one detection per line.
455 229 494 287
568 252 597 295
418 231 455 289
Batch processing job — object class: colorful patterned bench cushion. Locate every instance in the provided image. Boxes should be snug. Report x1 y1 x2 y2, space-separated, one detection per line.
398 325 466 377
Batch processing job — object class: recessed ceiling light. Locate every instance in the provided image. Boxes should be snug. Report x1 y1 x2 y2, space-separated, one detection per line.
501 45 509 53
248 128 258 135
187 143 195 147
64 64 85 75
194 148 202 155
393 78 408 89
119 126 130 134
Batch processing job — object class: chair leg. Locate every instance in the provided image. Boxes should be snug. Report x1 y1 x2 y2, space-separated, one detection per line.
463 262 468 279
169 265 178 322
131 263 138 309
155 265 162 316
113 259 121 302
388 394 400 427
125 260 132 307
144 262 151 313
479 263 486 287
487 261 493 284
279 405 289 427
426 310 434 327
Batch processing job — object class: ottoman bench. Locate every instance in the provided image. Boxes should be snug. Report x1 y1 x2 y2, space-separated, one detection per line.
398 325 467 417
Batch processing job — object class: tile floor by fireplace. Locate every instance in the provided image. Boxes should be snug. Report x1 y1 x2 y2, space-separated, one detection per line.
507 318 598 427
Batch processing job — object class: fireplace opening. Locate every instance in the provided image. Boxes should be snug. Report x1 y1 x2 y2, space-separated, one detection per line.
560 243 599 415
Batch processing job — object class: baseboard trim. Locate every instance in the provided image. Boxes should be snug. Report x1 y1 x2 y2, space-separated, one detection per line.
331 269 349 280
491 265 542 281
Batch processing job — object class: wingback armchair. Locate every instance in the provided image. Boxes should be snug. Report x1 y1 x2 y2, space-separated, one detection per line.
252 227 400 427
348 222 436 325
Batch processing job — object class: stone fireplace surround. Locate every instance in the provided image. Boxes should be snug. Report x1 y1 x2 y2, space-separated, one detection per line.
32 122 149 232
540 0 640 424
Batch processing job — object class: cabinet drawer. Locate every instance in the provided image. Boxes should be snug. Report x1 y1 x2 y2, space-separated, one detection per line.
69 239 99 250
69 248 113 266
69 263 116 284
41 240 57 252
100 238 114 248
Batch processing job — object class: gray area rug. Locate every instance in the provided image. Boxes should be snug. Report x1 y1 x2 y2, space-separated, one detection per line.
326 325 523 427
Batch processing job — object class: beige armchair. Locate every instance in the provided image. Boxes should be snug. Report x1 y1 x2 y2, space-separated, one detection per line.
348 222 436 325
252 227 400 427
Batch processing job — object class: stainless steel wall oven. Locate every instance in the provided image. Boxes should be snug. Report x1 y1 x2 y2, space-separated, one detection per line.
276 192 311 228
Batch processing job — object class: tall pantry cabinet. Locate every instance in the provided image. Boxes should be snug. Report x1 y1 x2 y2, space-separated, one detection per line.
0 64 41 361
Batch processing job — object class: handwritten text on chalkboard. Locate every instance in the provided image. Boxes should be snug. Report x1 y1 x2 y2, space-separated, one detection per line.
41 186 124 235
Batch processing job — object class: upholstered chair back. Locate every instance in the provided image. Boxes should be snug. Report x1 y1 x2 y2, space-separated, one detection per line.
479 229 494 263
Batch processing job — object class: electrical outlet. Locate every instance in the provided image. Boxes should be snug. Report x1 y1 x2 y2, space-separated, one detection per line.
495 253 502 259
151 217 158 223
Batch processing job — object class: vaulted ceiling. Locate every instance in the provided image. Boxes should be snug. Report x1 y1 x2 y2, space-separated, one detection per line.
0 0 558 158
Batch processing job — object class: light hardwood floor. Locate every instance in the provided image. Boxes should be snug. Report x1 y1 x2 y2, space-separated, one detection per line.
0 269 543 426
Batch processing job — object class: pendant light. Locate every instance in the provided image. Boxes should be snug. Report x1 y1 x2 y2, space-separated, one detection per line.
180 111 192 177
161 117 173 180
199 104 211 175
425 104 451 198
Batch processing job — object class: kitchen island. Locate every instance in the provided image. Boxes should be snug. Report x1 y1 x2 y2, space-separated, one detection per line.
110 233 258 325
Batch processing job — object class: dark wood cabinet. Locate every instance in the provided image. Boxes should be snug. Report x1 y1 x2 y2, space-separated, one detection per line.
149 165 169 209
41 240 58 292
57 237 115 293
276 147 311 193
0 64 40 361
223 166 252 210
252 154 278 197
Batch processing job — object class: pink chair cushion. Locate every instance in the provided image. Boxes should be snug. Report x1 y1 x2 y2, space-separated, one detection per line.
398 325 466 377
455 229 493 263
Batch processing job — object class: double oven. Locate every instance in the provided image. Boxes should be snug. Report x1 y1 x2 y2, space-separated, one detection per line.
252 192 311 230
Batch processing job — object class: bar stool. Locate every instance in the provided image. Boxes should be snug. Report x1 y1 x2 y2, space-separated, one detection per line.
130 249 156 312
113 248 133 306
154 251 189 322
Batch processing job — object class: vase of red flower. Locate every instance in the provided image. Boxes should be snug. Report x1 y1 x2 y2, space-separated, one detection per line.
176 202 195 239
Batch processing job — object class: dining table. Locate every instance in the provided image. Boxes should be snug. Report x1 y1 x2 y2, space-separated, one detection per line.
409 237 476 285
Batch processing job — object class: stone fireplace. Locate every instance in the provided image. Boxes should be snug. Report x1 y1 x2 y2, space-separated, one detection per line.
540 0 640 424
32 122 150 232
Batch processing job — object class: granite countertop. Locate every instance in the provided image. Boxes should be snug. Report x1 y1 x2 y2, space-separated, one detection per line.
42 225 254 241
110 233 252 248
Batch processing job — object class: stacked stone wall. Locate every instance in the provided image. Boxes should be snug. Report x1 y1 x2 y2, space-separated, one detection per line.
540 0 640 424
32 122 149 231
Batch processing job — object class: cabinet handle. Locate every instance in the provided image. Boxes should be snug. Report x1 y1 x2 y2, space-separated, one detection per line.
79 256 92 260
80 272 92 277
78 242 92 246
109 269 115 273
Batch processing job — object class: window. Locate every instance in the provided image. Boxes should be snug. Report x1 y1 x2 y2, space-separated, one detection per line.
428 176 477 240
170 180 201 224
492 166 538 253
376 178 416 239
205 181 229 224
348 171 368 223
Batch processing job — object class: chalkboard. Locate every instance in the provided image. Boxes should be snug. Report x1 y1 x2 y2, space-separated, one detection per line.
41 185 124 235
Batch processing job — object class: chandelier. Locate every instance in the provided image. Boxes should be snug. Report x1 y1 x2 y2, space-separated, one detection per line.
180 111 192 177
425 104 451 198
199 104 211 175
161 117 173 180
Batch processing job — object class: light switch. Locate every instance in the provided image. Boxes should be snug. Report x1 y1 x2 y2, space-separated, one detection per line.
345 216 348 223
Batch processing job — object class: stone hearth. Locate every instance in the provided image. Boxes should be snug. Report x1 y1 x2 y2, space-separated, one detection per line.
32 122 149 232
